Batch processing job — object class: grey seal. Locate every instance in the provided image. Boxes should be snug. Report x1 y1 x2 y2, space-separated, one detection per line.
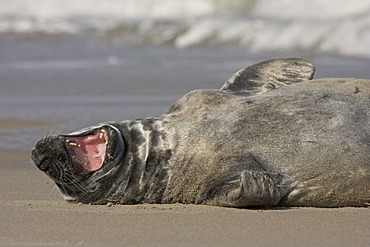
31 58 370 207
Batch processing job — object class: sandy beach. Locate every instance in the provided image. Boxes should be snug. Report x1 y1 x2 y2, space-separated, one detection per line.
0 108 369 247
0 148 369 247
1 35 370 246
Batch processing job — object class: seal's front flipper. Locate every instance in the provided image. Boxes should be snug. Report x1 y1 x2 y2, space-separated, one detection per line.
213 170 281 207
220 58 315 95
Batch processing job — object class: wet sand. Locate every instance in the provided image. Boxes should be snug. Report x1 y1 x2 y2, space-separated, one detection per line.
2 36 370 150
0 119 51 137
1 38 369 246
0 145 369 247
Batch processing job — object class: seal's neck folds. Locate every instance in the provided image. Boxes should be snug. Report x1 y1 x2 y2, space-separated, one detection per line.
111 117 173 204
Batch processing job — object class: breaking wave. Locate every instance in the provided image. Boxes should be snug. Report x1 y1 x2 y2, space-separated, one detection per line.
1 0 370 57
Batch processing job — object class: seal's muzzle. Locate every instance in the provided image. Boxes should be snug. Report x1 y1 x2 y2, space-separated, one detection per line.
31 124 125 180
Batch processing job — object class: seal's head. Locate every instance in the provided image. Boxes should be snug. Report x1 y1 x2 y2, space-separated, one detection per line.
31 124 125 203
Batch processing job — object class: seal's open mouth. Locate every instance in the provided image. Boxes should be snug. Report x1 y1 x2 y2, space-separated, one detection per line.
32 123 125 184
64 129 108 173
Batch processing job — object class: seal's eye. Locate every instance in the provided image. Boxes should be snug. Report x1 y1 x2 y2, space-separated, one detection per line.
65 129 108 173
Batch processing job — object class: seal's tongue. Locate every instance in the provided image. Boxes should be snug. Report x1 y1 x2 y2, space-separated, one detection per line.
65 130 108 173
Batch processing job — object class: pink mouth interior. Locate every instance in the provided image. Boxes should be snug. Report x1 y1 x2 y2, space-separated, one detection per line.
65 130 108 173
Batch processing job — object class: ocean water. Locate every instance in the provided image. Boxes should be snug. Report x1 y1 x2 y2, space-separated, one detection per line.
1 0 370 150
1 0 370 57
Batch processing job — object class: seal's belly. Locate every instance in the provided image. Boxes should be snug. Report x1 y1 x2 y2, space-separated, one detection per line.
164 80 369 207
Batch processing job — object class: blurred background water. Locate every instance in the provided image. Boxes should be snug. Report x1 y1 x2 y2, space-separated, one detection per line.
1 0 370 57
1 0 370 149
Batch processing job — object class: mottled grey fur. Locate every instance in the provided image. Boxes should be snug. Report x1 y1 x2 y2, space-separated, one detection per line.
32 58 370 207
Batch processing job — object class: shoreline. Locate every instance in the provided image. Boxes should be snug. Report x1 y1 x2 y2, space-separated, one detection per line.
0 118 52 137
1 37 369 246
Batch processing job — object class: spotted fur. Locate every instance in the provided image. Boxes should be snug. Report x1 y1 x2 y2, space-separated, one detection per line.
32 58 370 207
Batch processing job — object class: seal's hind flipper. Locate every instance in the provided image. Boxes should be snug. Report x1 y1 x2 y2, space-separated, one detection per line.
220 58 315 95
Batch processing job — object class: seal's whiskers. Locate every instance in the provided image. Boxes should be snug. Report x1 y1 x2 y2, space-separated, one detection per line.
64 174 88 194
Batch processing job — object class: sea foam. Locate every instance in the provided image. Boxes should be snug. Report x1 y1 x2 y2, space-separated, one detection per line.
1 0 370 58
